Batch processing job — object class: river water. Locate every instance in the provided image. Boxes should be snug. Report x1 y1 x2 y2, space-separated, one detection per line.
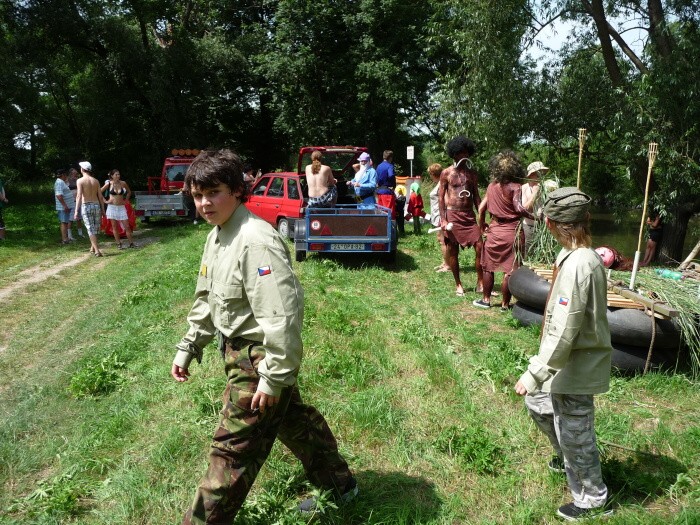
590 208 700 261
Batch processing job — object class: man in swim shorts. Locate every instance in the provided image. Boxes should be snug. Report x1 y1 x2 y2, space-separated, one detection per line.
74 161 106 256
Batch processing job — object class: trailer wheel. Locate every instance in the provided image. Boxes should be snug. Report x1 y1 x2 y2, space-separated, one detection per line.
278 218 290 238
295 249 306 262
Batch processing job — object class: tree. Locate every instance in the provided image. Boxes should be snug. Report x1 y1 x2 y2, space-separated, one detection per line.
536 0 700 263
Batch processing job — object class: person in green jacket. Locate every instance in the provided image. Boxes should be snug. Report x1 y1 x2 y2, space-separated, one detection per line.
514 187 613 522
171 149 356 524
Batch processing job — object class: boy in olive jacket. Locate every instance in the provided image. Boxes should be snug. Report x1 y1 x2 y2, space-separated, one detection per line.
514 187 613 521
171 149 356 524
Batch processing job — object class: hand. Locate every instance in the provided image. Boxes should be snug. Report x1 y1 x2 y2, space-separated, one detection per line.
171 364 190 382
514 380 528 396
251 390 279 414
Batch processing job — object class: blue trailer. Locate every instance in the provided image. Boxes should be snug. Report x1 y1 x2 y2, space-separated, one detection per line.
294 204 398 263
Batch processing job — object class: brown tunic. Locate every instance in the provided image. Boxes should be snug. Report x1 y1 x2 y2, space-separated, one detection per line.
481 182 530 274
439 164 482 248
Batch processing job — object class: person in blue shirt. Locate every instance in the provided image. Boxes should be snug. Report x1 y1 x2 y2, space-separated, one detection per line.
375 150 396 215
347 152 377 206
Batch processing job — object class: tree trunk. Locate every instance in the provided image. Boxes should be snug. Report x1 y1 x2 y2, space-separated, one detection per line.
658 207 693 265
582 0 625 88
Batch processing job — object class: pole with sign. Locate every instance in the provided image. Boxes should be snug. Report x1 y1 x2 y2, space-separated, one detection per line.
406 146 414 177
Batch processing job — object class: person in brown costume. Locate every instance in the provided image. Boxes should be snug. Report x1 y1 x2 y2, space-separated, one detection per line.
475 150 534 310
438 136 484 297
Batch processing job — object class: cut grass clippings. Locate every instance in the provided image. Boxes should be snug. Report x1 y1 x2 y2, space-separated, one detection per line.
0 197 699 524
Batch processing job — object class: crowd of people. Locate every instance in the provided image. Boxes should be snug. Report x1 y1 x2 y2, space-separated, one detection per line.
1 143 668 522
51 161 137 256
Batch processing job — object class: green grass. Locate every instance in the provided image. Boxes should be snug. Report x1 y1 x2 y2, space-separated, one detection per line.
1 200 699 524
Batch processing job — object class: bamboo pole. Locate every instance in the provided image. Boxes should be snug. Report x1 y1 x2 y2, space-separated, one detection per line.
576 128 587 189
630 142 659 289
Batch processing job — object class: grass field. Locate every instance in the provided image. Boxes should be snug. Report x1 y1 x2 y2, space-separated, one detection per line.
1 194 699 524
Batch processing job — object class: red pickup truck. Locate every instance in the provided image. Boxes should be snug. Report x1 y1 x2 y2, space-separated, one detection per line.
245 146 367 238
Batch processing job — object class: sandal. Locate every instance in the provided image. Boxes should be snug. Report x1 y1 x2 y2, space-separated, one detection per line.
118 243 124 250
128 243 137 248
456 289 465 297
94 251 103 257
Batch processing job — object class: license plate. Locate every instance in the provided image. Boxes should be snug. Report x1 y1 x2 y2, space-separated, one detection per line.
150 210 175 216
330 243 365 251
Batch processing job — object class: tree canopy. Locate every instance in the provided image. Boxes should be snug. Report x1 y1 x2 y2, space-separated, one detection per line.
1 0 698 260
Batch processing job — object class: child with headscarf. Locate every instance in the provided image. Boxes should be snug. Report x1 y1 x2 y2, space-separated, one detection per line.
405 182 425 234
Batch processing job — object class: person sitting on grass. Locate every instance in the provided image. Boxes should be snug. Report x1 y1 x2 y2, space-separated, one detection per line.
514 187 613 522
170 148 357 524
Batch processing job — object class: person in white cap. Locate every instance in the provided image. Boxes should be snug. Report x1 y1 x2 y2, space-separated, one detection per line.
347 152 377 206
74 161 106 256
521 161 549 254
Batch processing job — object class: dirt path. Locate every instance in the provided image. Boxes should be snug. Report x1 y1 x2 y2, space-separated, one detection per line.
0 234 159 302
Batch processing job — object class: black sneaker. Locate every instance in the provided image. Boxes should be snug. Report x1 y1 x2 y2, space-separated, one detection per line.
557 502 613 521
548 456 566 473
298 477 358 514
472 299 491 309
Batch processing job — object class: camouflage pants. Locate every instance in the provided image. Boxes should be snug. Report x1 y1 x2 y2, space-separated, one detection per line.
525 392 608 508
182 341 353 524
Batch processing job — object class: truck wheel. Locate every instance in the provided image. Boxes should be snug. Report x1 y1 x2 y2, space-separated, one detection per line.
295 249 306 262
278 218 290 238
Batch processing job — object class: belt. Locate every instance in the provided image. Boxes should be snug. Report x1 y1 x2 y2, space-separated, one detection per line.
377 186 394 191
492 216 520 223
219 334 258 357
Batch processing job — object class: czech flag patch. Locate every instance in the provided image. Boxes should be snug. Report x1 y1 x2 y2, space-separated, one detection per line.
258 266 272 276
558 296 569 306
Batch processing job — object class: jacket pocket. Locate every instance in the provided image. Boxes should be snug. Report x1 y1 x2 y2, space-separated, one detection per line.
211 281 243 327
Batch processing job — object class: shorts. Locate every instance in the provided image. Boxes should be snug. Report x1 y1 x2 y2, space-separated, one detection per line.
81 202 102 236
106 204 129 221
307 186 338 208
57 208 74 223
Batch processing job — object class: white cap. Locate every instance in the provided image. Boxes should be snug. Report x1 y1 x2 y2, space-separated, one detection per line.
526 161 549 177
79 161 92 171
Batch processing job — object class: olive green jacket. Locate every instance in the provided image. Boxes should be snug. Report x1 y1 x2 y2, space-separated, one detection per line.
173 205 304 397
519 247 612 395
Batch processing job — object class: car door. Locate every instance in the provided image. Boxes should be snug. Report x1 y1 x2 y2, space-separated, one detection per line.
246 176 272 222
247 175 284 226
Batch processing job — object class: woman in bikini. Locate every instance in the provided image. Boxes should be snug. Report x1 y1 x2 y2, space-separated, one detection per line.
101 169 136 249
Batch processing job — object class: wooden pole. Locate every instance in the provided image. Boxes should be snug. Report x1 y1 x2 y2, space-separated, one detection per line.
630 142 659 289
576 128 587 189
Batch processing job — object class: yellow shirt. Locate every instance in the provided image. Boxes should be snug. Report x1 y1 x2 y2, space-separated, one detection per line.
173 205 304 397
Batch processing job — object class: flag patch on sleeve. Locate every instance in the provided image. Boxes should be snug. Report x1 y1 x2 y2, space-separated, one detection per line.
258 266 272 276
558 296 569 306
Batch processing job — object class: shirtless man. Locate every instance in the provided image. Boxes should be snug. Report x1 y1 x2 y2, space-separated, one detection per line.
438 136 484 297
74 161 106 256
305 150 337 208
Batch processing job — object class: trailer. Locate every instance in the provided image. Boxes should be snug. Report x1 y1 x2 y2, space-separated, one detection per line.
294 204 398 263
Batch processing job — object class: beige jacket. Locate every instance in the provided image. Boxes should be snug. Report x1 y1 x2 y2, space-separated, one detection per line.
173 205 304 397
519 247 612 395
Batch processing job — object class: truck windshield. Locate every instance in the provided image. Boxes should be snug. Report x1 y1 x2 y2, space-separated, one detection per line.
166 165 189 182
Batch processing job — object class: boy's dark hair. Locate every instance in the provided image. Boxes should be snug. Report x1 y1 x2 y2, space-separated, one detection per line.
184 149 250 203
55 168 67 177
446 136 476 159
243 163 253 173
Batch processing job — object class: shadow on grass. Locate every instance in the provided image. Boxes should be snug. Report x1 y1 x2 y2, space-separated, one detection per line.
603 452 686 508
300 250 419 273
346 470 442 523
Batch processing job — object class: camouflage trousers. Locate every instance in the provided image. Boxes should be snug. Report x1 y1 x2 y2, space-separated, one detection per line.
182 341 353 524
525 392 608 508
